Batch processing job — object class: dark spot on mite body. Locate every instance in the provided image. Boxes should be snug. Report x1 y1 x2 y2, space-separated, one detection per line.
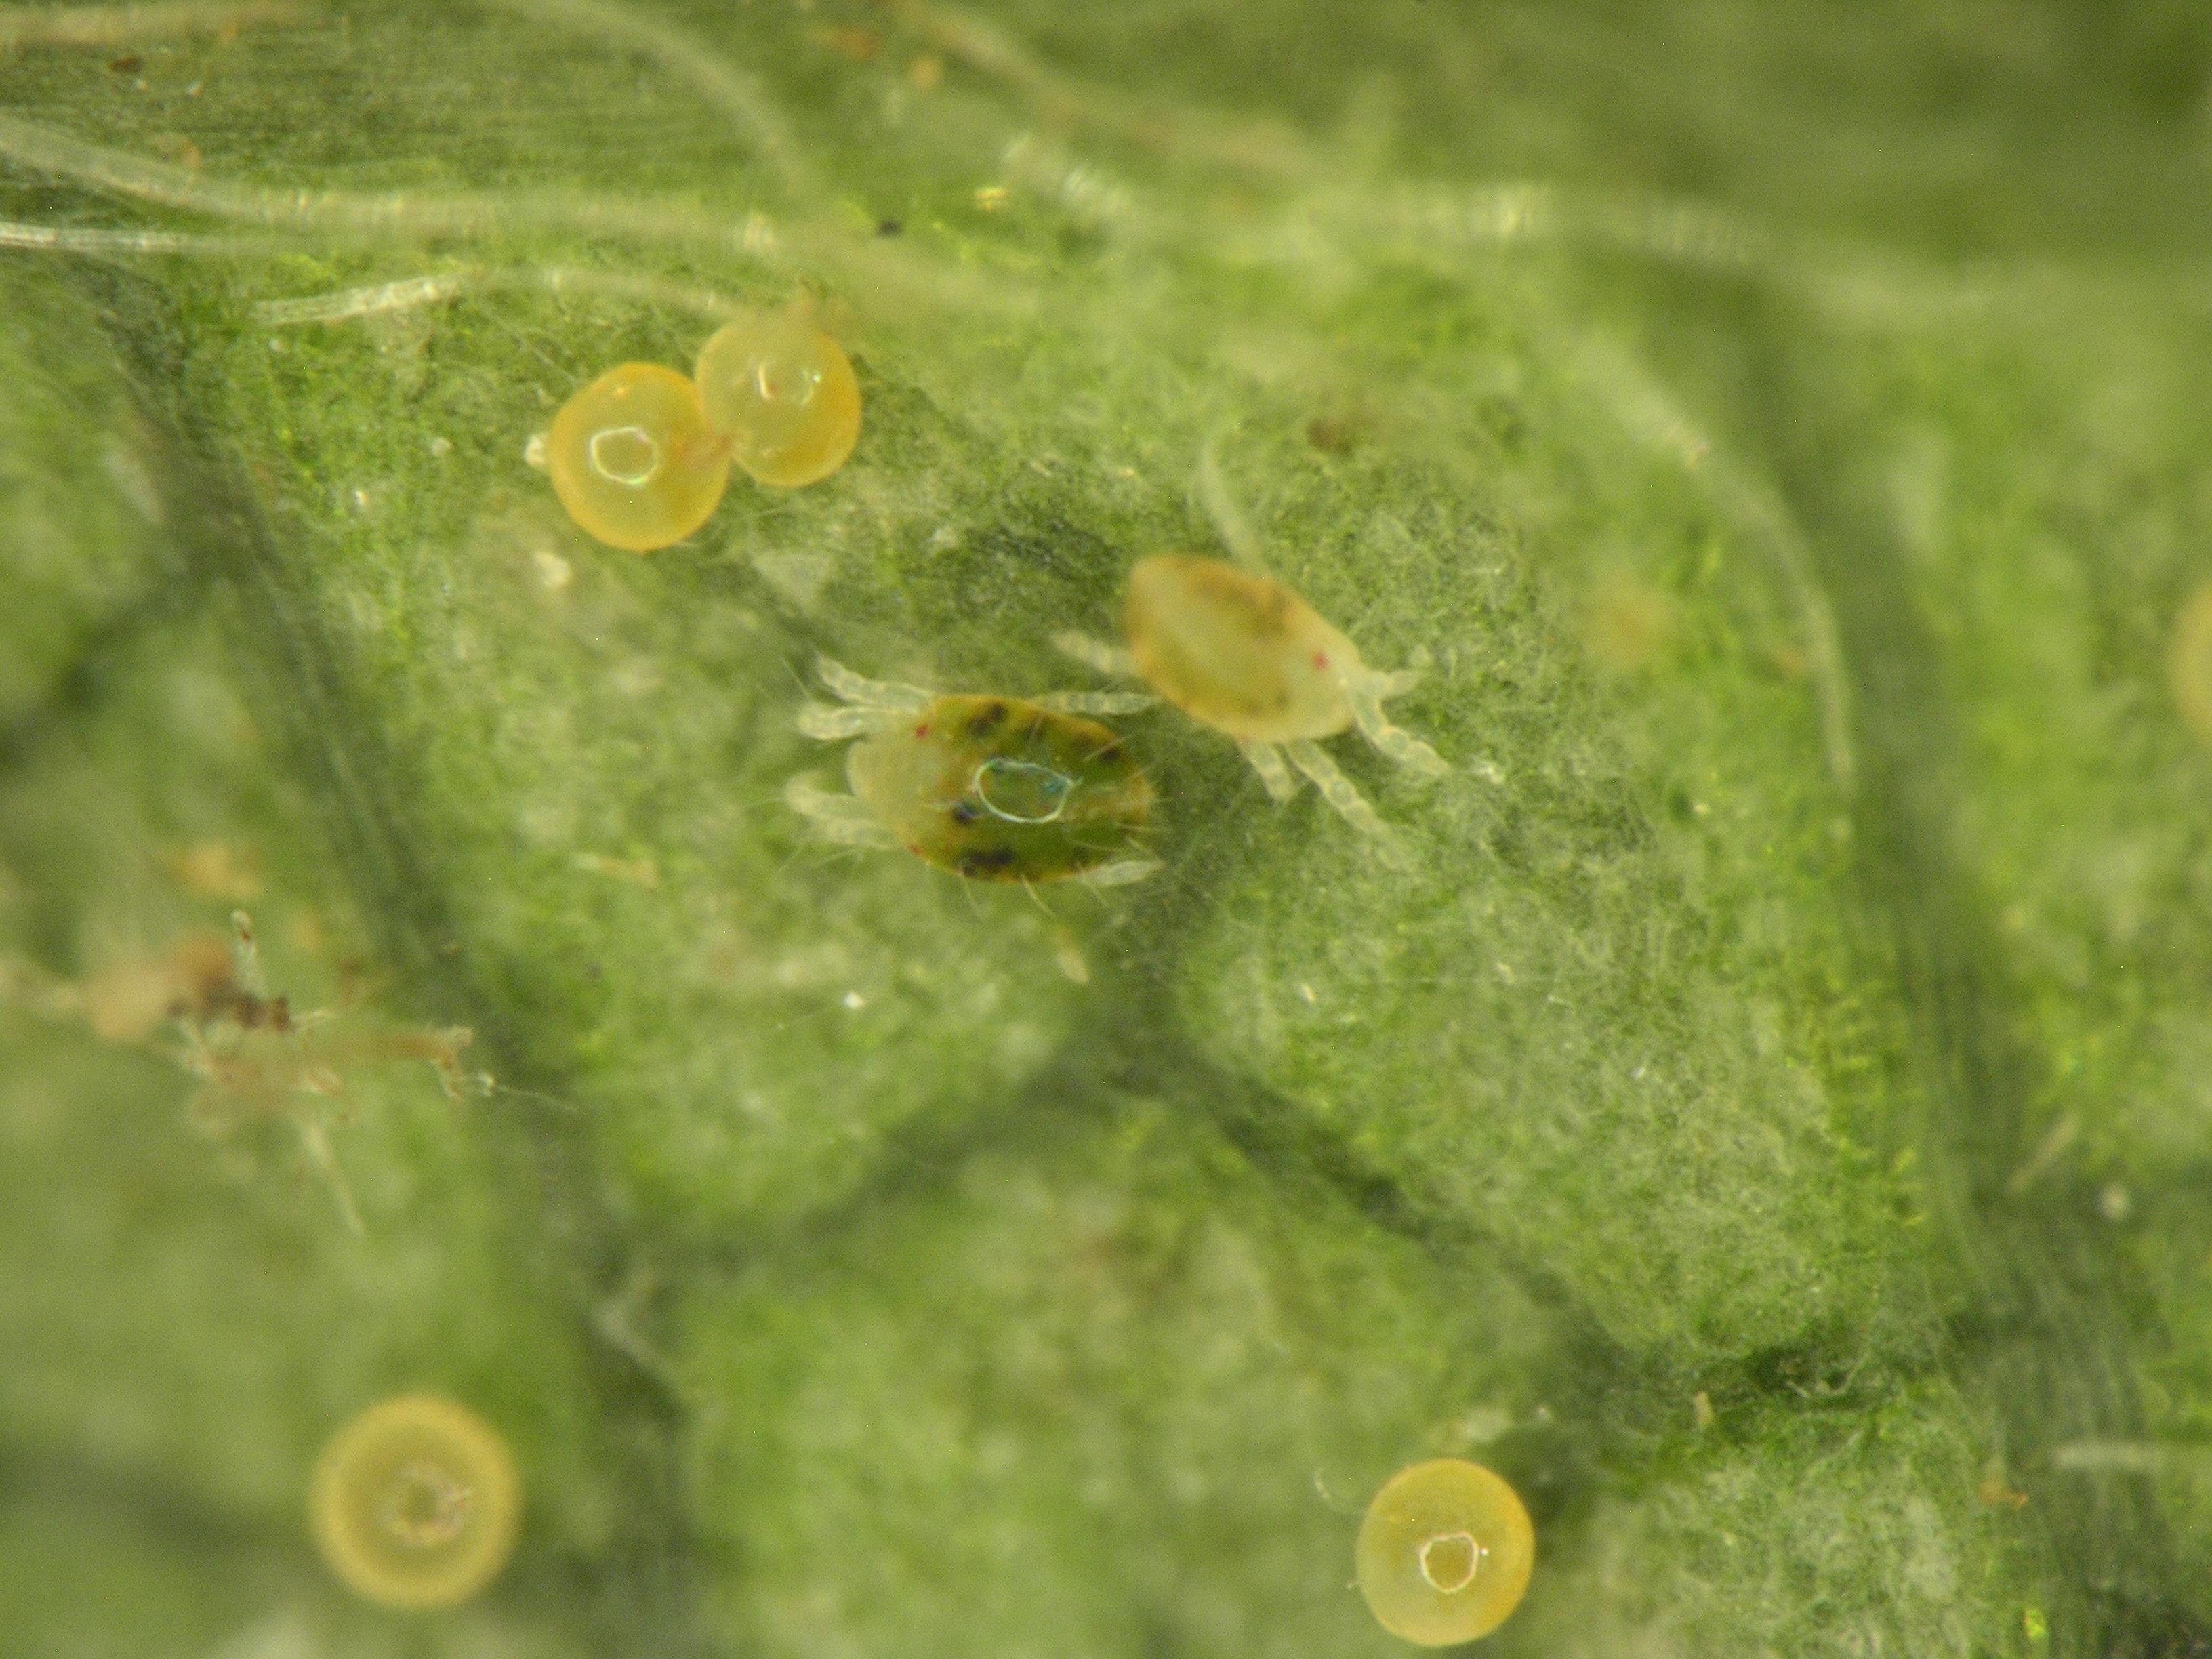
949 802 980 825
1190 562 1293 635
966 701 1008 737
956 846 1020 876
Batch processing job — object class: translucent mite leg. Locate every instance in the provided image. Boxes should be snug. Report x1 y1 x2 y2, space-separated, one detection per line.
1345 669 1450 777
1284 739 1395 838
783 777 900 848
1033 689 1158 716
298 1115 366 1236
1364 644 1432 699
1241 740 1300 802
1196 438 1268 571
1076 854 1163 888
796 701 881 740
230 909 270 1000
1052 631 1140 680
815 656 932 713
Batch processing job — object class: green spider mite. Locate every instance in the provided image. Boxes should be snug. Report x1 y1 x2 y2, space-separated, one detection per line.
787 658 1162 886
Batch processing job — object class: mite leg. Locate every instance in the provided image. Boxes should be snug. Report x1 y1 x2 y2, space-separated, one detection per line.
1345 670 1449 777
1284 739 1395 839
1077 854 1163 888
230 909 270 999
1196 438 1269 570
1052 630 1140 680
1242 740 1300 802
814 655 932 712
783 777 901 847
298 1115 366 1236
1033 689 1158 716
797 700 882 740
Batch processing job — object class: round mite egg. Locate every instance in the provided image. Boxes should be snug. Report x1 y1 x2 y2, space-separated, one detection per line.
1355 1459 1534 1647
546 361 730 550
693 309 860 488
310 1394 522 1610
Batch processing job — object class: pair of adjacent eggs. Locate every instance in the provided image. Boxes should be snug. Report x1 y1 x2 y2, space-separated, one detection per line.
545 307 861 551
310 1395 1532 1645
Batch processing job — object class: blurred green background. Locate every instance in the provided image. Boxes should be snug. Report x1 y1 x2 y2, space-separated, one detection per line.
3 0 2212 1654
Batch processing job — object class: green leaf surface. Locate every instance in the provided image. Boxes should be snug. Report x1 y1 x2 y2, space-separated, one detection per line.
1 1 2209 1654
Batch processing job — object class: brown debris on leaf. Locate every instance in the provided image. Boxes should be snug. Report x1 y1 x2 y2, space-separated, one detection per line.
3 910 475 1232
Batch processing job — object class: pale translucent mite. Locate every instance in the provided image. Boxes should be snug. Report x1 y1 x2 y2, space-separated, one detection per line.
310 1394 523 1611
787 657 1160 886
1058 455 1448 835
1355 1458 1535 1646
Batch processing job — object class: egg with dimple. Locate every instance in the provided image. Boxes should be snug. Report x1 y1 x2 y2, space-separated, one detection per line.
310 1394 523 1610
545 361 730 551
1355 1458 1534 1646
693 306 861 489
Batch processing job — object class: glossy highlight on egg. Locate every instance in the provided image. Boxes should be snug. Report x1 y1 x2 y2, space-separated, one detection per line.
693 306 861 488
1355 1458 1534 1646
546 361 730 551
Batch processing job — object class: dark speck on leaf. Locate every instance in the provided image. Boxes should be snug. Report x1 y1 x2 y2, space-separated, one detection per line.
1305 415 1356 455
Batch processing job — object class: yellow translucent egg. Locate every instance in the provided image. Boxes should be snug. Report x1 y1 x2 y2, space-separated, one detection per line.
2170 581 2212 744
546 361 730 551
1355 1459 1534 1646
693 308 861 488
310 1394 523 1610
